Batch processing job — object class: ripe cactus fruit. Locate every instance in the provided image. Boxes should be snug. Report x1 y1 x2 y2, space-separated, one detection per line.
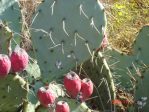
100 34 109 49
79 78 93 101
10 46 29 72
64 71 81 98
0 54 11 77
37 86 56 107
56 101 70 112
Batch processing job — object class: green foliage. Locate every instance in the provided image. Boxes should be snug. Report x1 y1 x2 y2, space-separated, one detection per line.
31 0 107 82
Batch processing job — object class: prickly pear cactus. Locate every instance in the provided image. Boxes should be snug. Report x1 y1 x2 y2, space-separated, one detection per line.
77 52 115 111
103 25 149 111
27 80 92 112
0 74 28 112
103 48 134 88
0 23 12 54
20 60 41 84
133 25 149 111
0 1 22 52
31 0 107 82
35 98 92 112
28 81 65 106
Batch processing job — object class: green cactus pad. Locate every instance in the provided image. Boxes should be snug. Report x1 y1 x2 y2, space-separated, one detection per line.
133 25 149 111
0 2 21 33
0 0 17 14
77 52 115 110
0 74 28 112
103 48 134 88
0 23 12 54
103 25 149 111
21 61 41 84
28 81 44 105
31 0 107 82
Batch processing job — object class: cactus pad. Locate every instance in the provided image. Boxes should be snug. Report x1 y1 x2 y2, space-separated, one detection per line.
104 25 149 111
21 61 41 84
0 0 17 14
103 48 134 88
0 74 28 111
31 0 107 82
77 52 115 110
133 25 149 111
0 23 12 54
0 2 21 33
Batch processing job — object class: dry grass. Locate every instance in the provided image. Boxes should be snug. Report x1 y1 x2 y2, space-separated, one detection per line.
102 0 149 54
19 0 42 51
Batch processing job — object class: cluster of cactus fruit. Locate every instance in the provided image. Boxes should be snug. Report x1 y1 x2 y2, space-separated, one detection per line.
64 71 93 102
37 71 93 111
0 0 149 112
0 46 28 77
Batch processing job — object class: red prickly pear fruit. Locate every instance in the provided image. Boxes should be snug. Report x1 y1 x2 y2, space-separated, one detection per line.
79 78 93 101
55 101 70 112
0 54 11 77
64 71 81 98
100 34 108 49
10 46 29 72
37 86 56 107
